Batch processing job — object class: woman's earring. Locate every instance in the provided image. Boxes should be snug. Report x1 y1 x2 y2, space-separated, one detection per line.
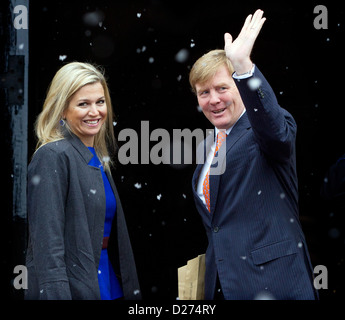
60 118 66 126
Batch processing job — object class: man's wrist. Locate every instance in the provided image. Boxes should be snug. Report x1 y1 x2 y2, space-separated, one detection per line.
234 60 254 76
233 64 256 79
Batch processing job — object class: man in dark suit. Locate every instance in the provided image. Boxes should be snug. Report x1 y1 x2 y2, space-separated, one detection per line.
189 9 318 300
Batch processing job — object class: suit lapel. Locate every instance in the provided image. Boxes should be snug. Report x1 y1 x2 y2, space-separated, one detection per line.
192 130 214 190
209 113 251 218
192 131 215 219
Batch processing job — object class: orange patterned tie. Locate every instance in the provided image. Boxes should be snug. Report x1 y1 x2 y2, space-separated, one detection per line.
203 131 227 212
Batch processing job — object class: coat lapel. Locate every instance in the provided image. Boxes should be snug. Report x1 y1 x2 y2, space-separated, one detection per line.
64 129 94 164
209 113 251 218
105 170 120 204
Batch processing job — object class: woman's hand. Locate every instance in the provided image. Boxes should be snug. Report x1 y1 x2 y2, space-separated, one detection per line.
224 9 266 74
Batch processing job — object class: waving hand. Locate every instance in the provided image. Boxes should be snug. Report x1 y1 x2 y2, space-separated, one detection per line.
224 9 266 75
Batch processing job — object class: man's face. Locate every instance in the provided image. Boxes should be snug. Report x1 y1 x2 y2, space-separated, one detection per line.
195 65 245 130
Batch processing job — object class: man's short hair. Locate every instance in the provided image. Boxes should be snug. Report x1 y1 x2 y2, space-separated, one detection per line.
189 49 234 95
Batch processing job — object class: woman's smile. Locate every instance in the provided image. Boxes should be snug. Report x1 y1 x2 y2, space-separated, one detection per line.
63 82 107 147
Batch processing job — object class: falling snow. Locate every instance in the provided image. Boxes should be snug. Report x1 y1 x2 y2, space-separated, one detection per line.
254 291 276 300
31 175 41 186
247 77 262 90
102 156 110 163
175 48 189 63
328 228 341 239
83 11 104 27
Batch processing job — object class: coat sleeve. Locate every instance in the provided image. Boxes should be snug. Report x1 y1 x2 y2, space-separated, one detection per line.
27 146 72 299
234 66 297 162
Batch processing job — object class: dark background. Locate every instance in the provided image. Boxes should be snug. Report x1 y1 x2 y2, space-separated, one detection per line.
3 0 345 300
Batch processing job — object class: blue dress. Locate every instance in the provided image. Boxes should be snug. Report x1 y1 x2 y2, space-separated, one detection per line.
88 147 124 300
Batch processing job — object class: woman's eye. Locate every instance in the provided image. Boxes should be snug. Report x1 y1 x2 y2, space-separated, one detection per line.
97 100 105 105
78 102 88 107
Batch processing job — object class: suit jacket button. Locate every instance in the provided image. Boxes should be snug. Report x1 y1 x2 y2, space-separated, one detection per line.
213 226 219 233
257 88 265 99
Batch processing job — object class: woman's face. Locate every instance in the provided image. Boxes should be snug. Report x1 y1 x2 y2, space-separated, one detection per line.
63 82 107 147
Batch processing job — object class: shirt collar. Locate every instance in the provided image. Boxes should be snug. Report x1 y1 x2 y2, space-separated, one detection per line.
215 108 246 138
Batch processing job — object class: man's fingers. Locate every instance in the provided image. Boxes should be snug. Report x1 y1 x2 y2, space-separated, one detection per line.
249 9 264 29
257 17 266 31
224 32 233 44
238 10 264 38
243 14 253 30
238 14 253 36
251 16 266 38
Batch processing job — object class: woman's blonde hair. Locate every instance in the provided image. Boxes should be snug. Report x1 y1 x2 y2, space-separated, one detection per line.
35 62 116 171
189 49 234 94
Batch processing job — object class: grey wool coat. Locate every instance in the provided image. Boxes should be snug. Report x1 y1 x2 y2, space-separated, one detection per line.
25 131 141 300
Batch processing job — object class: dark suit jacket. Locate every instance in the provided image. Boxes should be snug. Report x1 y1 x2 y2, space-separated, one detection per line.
192 67 318 300
25 131 141 300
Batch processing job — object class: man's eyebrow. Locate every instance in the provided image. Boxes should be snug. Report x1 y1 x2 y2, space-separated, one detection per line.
196 82 230 94
196 87 208 94
216 82 229 87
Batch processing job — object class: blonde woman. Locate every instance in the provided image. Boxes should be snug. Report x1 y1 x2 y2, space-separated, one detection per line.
26 62 141 300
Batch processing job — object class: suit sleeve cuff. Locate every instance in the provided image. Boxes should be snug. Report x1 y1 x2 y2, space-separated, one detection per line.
232 64 256 79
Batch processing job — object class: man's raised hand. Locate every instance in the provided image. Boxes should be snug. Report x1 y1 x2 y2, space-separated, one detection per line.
224 9 266 75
